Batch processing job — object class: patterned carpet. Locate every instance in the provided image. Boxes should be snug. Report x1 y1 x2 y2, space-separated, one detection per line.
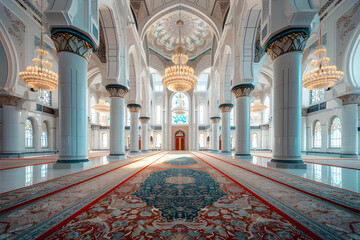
1 152 359 239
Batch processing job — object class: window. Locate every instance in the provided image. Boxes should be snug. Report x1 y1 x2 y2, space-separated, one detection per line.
199 133 205 148
313 121 321 148
330 117 341 148
311 89 325 104
127 108 131 126
172 93 189 125
37 90 51 106
230 108 234 126
199 104 204 124
156 105 161 124
252 132 258 148
25 118 33 147
41 121 48 148
263 96 270 124
102 132 108 147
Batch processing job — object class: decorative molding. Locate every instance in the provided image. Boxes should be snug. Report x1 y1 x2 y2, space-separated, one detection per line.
105 84 128 98
265 29 309 61
0 96 21 107
51 29 96 61
139 116 150 124
95 20 106 63
219 103 233 113
127 103 141 113
231 84 254 98
302 108 308 117
338 94 360 105
210 116 221 123
3 6 26 46
254 23 265 63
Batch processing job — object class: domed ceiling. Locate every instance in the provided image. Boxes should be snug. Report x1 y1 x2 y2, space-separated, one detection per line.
147 10 213 60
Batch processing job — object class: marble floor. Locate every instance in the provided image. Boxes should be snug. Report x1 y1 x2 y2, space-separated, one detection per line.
0 151 359 239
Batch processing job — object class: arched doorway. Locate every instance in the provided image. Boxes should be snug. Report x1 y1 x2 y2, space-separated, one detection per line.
219 135 222 150
139 135 141 151
175 130 185 150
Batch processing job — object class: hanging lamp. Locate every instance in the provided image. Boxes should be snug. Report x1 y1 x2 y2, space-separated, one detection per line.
251 99 268 112
91 99 110 113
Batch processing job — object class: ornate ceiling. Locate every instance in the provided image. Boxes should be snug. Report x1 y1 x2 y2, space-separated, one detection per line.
147 10 213 60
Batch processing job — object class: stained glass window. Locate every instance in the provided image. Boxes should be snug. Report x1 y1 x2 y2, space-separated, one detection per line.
311 89 325 104
25 118 33 147
172 93 189 125
313 121 321 148
330 117 341 148
230 108 234 126
37 90 51 106
41 121 48 148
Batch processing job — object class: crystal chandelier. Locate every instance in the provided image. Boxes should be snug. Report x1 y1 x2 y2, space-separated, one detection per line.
91 99 110 113
18 0 58 96
172 93 187 115
251 99 267 112
161 19 198 92
302 27 344 90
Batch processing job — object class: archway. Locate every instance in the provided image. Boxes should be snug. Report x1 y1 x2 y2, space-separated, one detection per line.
175 130 185 151
219 135 222 151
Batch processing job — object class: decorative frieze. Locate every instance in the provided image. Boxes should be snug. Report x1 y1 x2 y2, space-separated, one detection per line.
128 103 141 113
265 29 309 61
210 116 221 124
51 29 96 61
338 94 360 106
0 96 21 107
219 103 233 113
106 84 129 98
231 84 254 98
139 116 150 124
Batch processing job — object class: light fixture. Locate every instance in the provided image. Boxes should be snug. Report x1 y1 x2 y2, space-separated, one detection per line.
172 93 187 115
18 0 58 97
161 7 198 92
91 99 110 113
251 99 267 113
302 27 344 90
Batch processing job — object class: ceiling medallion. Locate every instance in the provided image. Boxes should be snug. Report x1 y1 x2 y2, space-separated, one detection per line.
19 0 58 97
302 27 344 90
251 99 267 113
162 19 198 92
91 99 110 113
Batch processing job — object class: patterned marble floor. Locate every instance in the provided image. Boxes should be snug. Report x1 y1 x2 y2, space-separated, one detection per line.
0 152 359 239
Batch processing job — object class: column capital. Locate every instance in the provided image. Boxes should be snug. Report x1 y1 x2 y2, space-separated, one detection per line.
51 29 96 61
106 84 129 98
139 116 150 124
219 103 233 113
265 28 310 61
302 108 308 117
338 94 360 106
210 116 221 123
231 84 254 98
0 96 21 107
127 103 141 113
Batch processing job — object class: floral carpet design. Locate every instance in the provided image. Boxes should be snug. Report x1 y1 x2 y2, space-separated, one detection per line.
45 154 312 239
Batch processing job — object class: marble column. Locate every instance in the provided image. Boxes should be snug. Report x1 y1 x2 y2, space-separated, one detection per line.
261 125 270 150
194 110 199 151
139 116 150 153
0 96 22 156
231 84 254 157
210 117 221 153
219 104 233 153
51 30 95 163
127 104 141 154
265 29 309 169
34 124 42 152
106 85 128 156
338 94 360 158
301 108 307 153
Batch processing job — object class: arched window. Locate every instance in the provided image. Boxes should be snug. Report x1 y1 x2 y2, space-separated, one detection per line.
199 133 205 148
252 132 258 148
230 108 235 126
127 108 131 126
330 117 341 148
102 132 108 147
37 90 51 106
156 133 161 148
41 121 48 148
199 104 204 124
263 96 270 124
172 92 189 125
311 89 325 104
25 118 33 147
313 121 322 148
156 105 161 124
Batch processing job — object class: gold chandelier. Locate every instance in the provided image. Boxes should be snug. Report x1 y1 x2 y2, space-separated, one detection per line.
172 93 187 115
161 19 198 92
302 27 344 90
251 99 268 112
19 0 58 93
91 99 110 113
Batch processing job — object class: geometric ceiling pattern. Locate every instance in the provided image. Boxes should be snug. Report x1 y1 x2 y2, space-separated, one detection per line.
147 10 213 60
